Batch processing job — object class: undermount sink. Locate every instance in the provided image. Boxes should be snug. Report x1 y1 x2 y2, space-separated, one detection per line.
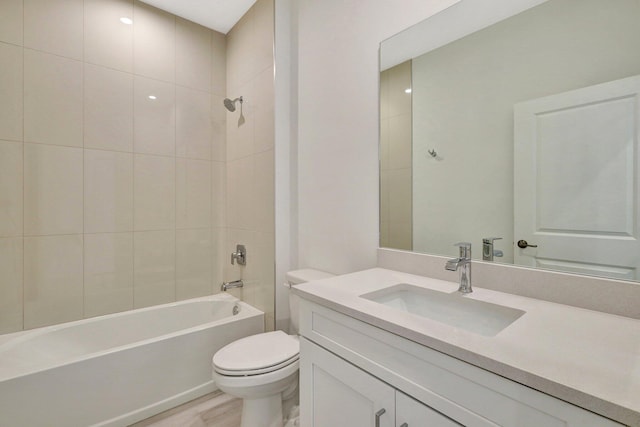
361 284 525 336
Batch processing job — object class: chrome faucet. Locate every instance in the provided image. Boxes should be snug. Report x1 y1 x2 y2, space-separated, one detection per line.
221 279 244 291
445 242 472 293
482 237 503 261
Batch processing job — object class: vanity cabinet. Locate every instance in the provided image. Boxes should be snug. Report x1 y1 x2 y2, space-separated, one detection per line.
301 337 459 427
298 299 625 427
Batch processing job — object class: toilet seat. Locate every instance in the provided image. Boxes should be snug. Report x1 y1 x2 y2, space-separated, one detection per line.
213 331 299 377
214 354 299 376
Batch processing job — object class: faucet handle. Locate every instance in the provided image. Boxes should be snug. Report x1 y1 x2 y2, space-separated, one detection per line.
454 242 471 258
482 237 502 244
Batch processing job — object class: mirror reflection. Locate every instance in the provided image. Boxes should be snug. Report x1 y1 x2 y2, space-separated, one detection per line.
380 0 640 281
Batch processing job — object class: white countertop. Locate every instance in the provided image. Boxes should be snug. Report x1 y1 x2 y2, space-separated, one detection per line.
293 268 640 426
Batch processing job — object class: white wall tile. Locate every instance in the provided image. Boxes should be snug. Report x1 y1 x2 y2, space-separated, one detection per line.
212 161 226 228
176 228 212 300
253 67 275 154
211 227 225 290
134 230 175 308
176 86 212 160
0 140 23 237
24 143 83 236
388 114 411 170
84 64 134 152
134 76 176 156
176 158 211 229
0 0 23 46
134 154 175 231
24 49 83 147
0 237 23 334
250 231 274 314
85 150 133 233
253 0 274 76
24 0 83 60
176 17 212 92
133 0 175 83
84 232 133 317
84 0 134 72
226 156 254 230
24 234 83 329
211 31 226 95
225 8 253 91
211 95 227 162
388 168 412 225
252 149 274 232
0 43 23 142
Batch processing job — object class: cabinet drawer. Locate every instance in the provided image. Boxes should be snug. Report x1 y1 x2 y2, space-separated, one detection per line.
299 299 623 427
397 391 462 427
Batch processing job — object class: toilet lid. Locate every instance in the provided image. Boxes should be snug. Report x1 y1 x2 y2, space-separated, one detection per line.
213 331 299 374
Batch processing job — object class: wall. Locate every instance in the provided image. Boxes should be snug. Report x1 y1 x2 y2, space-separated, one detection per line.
0 0 226 333
411 0 640 262
295 0 458 274
224 0 276 330
380 60 412 251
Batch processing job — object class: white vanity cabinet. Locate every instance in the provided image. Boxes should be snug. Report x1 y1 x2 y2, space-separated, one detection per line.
301 337 459 427
298 298 625 427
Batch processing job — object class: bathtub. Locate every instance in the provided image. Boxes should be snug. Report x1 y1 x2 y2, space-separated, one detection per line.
0 293 264 427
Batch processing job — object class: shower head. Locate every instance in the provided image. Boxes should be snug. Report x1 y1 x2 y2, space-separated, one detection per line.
223 96 243 112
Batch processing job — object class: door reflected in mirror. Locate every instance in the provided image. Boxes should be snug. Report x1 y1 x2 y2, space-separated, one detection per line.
379 0 640 281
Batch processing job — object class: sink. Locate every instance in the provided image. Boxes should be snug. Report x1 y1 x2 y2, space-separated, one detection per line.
361 284 525 336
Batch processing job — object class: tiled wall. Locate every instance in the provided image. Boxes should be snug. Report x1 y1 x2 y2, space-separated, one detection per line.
379 60 412 251
0 0 229 333
224 0 276 331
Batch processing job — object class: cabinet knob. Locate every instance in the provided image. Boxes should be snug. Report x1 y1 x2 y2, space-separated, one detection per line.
375 408 386 427
400 424 409 427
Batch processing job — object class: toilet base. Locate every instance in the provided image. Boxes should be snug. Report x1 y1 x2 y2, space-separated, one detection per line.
241 395 283 427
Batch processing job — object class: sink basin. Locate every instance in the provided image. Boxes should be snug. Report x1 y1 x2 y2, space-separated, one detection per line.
361 284 525 336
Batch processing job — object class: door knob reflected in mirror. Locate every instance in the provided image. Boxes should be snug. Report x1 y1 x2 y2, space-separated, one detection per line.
517 240 538 249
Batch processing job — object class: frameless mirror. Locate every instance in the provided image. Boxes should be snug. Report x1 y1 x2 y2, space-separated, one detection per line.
379 0 640 281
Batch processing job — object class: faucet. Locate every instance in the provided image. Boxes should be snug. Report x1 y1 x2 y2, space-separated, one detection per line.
445 242 472 293
482 237 503 261
221 279 244 291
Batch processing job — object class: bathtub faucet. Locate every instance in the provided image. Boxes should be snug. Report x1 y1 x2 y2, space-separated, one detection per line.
221 280 244 291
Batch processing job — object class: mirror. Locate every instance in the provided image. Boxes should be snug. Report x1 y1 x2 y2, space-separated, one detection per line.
379 0 640 281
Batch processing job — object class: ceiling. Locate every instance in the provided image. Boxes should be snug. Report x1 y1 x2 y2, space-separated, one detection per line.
140 0 257 34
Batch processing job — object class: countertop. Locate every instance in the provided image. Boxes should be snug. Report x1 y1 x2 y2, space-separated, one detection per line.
292 268 640 426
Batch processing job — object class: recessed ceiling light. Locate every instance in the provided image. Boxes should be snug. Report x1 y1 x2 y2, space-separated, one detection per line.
120 17 133 25
405 88 412 94
148 95 157 100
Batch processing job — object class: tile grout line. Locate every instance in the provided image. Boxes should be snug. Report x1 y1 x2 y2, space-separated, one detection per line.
132 0 138 310
21 0 25 332
173 12 178 303
81 0 86 321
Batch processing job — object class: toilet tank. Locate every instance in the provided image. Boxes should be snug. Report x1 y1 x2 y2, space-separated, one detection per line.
285 269 334 334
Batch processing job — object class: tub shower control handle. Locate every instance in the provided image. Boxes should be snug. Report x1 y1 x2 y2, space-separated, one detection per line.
517 240 538 249
375 408 386 427
231 244 246 265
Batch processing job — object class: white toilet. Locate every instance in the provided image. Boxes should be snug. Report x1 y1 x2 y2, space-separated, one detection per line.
212 269 334 427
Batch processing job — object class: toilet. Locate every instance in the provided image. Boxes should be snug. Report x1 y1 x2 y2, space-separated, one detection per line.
212 269 334 427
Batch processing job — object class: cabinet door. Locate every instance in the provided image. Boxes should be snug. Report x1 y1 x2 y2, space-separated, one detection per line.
300 337 395 427
396 391 462 427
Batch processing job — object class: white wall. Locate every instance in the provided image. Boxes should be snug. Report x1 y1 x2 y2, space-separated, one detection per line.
294 0 458 274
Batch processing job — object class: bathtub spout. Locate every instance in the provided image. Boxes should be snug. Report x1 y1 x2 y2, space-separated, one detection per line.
221 280 244 291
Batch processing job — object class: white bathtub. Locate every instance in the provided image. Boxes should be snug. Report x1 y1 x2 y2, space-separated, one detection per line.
0 294 264 427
